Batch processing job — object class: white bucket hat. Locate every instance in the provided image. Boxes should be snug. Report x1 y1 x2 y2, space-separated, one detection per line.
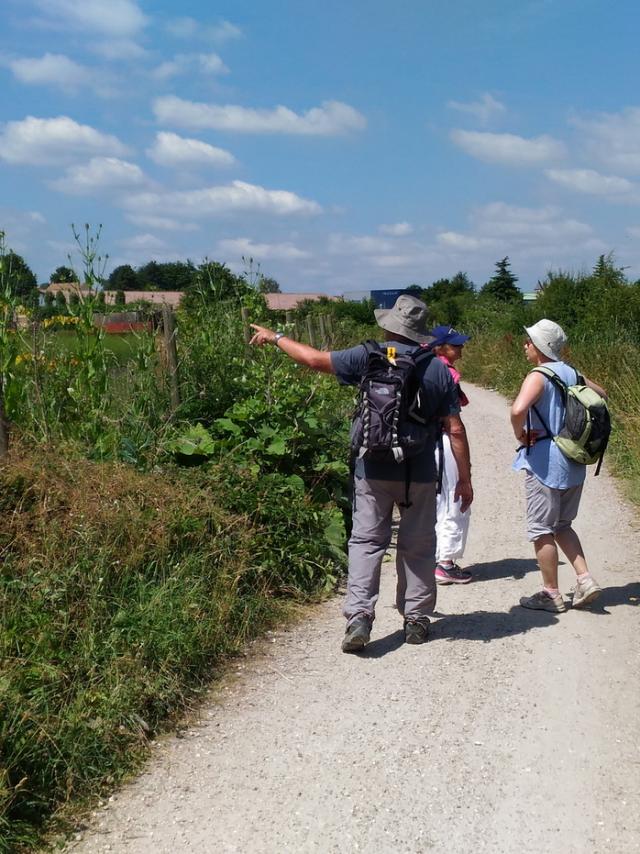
374 294 431 344
524 319 567 360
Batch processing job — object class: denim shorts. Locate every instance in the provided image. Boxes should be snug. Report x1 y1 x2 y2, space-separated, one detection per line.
524 472 583 542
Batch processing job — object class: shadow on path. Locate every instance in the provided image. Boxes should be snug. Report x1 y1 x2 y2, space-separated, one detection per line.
467 558 539 582
569 581 640 615
359 629 405 658
432 606 559 642
352 584 640 657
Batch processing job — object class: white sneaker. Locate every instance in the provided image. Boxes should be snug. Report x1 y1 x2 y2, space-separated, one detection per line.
571 576 602 608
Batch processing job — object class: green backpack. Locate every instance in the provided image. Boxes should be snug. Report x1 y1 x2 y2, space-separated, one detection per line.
528 366 611 476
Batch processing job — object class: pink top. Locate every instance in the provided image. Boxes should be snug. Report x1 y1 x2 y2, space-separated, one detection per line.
437 354 469 406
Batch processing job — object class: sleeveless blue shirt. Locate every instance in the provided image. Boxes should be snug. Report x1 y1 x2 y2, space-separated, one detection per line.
512 361 586 489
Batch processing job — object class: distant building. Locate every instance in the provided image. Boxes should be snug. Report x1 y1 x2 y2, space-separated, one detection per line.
264 292 339 311
522 292 538 302
369 288 413 309
39 282 94 303
102 290 184 309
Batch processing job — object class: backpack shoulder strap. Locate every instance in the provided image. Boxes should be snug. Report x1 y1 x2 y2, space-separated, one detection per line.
411 346 436 368
565 362 584 385
362 339 382 355
530 365 568 401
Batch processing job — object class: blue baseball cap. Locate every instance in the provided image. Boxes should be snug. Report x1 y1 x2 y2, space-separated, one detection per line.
429 325 470 346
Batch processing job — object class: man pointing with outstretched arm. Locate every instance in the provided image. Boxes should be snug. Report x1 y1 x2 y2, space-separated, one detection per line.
250 295 472 653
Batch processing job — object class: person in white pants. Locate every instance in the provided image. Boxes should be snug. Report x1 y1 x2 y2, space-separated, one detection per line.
430 325 473 585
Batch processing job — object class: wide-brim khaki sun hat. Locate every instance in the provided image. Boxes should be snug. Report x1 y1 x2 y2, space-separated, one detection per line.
374 294 431 344
524 319 567 361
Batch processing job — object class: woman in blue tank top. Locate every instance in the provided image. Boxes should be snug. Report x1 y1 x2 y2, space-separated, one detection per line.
510 319 607 614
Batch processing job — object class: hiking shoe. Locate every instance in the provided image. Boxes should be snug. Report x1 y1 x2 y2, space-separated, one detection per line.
341 615 371 653
435 563 472 585
571 576 602 608
519 590 567 613
404 620 430 644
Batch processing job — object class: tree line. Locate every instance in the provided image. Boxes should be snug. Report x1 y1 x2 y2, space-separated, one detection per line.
4 235 640 342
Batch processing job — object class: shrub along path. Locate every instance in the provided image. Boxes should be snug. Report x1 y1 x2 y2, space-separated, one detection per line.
69 384 640 854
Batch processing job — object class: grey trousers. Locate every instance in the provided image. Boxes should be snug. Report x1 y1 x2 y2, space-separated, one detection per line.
343 476 437 627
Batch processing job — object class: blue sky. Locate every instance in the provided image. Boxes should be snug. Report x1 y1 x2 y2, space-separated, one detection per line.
2 0 640 296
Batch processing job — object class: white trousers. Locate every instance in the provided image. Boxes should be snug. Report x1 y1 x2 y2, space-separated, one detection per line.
435 432 471 562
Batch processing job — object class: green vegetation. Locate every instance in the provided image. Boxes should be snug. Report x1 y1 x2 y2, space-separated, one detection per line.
0 230 357 851
0 448 345 852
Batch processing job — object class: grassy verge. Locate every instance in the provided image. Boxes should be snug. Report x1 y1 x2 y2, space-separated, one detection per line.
461 331 640 506
0 444 345 852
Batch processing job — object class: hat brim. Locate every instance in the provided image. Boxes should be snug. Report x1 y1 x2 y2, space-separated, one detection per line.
374 308 431 344
446 333 470 346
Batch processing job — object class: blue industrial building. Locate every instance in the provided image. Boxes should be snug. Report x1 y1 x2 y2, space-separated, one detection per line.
369 288 416 309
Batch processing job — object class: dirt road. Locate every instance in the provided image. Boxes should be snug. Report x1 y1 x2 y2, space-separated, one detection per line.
70 384 640 854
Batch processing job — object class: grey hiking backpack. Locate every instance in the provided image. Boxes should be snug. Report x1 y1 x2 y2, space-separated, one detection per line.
527 365 611 476
350 341 438 465
348 341 446 510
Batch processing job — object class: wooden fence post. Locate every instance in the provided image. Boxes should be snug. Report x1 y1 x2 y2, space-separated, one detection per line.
241 307 251 356
0 379 8 459
325 313 335 347
285 310 294 327
162 305 180 413
318 314 327 349
306 315 316 348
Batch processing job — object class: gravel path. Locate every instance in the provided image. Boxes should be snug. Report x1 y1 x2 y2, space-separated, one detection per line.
69 384 640 854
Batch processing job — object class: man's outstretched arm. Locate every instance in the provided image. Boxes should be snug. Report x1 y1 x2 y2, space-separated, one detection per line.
249 324 335 374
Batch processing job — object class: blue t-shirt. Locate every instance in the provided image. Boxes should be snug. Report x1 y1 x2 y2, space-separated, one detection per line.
512 361 586 489
330 340 461 482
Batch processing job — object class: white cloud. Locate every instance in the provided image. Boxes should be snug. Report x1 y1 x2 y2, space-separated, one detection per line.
370 254 422 268
93 40 148 60
152 96 367 135
0 116 128 165
166 17 242 44
545 168 637 197
9 53 87 90
147 132 235 168
437 232 496 251
475 202 594 241
626 225 640 239
571 107 640 175
151 53 229 81
217 237 310 260
328 234 394 255
379 222 413 236
6 52 117 97
120 233 167 252
33 0 147 38
437 203 599 258
451 129 566 165
151 60 182 81
447 93 506 125
124 181 322 218
124 213 199 232
198 53 228 74
0 208 48 256
49 157 148 194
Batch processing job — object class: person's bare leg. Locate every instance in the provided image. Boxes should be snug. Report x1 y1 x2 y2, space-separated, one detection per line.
554 527 589 576
555 526 601 606
533 534 559 589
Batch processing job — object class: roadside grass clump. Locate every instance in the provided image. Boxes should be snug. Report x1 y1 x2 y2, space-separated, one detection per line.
0 443 345 852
